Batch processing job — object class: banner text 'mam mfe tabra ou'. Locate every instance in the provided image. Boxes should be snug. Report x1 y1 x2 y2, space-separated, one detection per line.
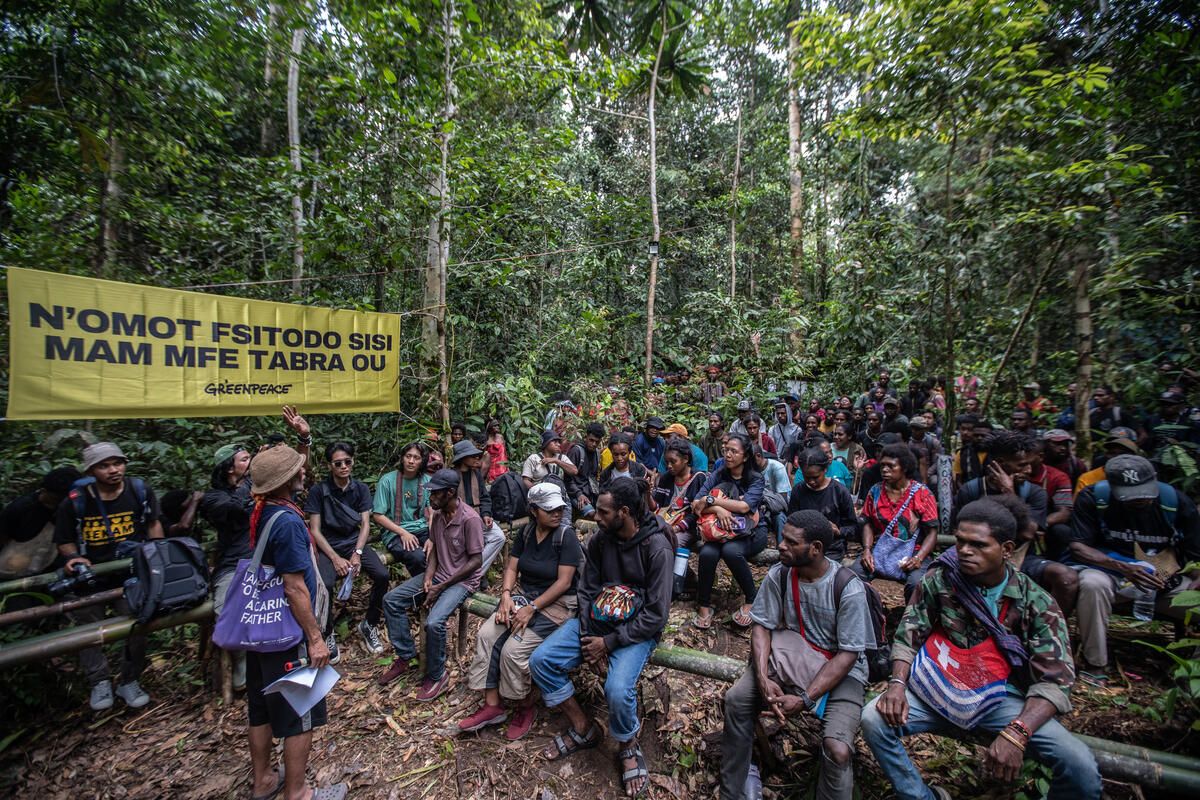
5 268 401 420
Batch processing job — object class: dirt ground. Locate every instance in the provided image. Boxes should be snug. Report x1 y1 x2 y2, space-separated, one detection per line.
2 554 1195 799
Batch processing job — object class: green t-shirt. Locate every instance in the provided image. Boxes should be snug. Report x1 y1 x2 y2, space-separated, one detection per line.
372 470 430 547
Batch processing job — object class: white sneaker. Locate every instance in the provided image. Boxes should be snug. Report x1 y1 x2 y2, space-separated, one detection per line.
90 680 114 711
932 787 953 800
115 680 150 708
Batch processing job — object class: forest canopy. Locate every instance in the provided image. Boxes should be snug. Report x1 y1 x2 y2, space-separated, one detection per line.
1 0 1197 477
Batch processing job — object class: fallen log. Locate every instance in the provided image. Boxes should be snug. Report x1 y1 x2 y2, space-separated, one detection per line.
0 587 125 627
1076 733 1200 774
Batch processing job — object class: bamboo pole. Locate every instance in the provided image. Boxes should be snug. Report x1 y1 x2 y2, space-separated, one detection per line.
0 601 212 669
0 587 124 627
0 559 132 596
1076 733 1200 774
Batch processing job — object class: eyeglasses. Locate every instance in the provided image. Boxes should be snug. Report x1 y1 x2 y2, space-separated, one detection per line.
332 458 353 467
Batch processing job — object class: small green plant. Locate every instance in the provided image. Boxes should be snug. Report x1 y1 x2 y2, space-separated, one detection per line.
1137 567 1200 731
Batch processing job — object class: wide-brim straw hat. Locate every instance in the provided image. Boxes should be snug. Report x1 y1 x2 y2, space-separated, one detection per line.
251 445 305 495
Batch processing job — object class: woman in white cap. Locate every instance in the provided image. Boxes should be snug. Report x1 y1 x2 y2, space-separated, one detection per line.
457 481 582 741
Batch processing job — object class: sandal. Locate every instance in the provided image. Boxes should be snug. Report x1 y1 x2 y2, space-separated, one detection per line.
1078 668 1109 689
310 783 349 800
250 767 284 800
542 722 602 761
692 609 715 630
731 607 753 628
617 743 650 798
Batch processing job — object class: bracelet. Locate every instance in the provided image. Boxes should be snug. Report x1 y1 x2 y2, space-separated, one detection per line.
500 588 512 596
887 678 907 688
1007 719 1032 740
997 729 1027 752
298 435 313 445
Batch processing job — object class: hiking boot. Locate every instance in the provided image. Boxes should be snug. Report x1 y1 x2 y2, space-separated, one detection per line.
325 633 341 666
505 703 535 741
358 620 384 655
458 703 507 733
416 673 449 701
90 680 114 711
115 680 150 709
378 658 414 686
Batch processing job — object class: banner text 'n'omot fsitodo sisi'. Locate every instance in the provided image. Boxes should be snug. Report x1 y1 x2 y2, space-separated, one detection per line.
5 268 401 420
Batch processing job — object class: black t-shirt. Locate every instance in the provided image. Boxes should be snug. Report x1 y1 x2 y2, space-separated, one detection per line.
304 477 372 546
54 481 161 564
1090 405 1130 433
201 480 253 574
511 522 583 600
1 492 56 543
1071 484 1200 561
787 479 856 557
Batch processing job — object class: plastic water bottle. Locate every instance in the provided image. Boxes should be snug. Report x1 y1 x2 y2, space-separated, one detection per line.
672 547 690 598
1132 588 1156 622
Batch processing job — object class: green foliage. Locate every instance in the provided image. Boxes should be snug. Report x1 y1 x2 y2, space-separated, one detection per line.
1136 570 1200 731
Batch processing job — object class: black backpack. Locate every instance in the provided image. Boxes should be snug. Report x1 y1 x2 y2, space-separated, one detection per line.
123 537 210 623
489 471 529 522
780 565 891 683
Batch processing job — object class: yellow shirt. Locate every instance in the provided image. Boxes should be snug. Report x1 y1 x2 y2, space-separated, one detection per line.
1075 466 1104 496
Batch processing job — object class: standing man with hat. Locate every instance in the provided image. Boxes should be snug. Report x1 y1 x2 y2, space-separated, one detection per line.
1018 382 1052 414
1042 428 1086 489
54 442 163 711
1068 454 1200 686
243 445 346 800
378 469 484 701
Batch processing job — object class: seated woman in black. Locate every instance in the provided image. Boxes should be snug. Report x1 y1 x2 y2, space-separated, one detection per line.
688 434 766 629
651 441 707 597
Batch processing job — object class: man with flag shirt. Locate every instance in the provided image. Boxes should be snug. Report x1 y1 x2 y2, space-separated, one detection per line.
861 499 1100 800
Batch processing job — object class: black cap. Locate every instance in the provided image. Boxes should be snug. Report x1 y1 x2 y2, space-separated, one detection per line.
451 439 483 463
1104 455 1158 503
426 468 461 492
645 417 666 431
541 430 562 447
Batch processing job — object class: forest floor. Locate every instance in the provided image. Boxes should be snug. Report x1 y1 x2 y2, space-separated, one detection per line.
2 549 1196 800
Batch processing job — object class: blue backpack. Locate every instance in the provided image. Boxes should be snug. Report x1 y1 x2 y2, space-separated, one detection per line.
1092 479 1179 537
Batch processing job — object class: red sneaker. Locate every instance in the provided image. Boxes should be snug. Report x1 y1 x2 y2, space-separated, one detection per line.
505 703 536 741
378 658 413 686
416 673 449 701
458 703 508 733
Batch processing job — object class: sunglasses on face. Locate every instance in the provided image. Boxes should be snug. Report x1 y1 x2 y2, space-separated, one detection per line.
332 458 353 467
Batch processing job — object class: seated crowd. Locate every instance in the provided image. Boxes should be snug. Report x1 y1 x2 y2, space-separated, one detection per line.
5 372 1199 800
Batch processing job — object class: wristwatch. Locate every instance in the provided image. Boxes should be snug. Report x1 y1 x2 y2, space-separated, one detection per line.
799 689 816 711
705 494 717 506
354 548 364 555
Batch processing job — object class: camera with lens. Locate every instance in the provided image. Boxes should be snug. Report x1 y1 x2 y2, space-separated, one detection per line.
48 562 99 597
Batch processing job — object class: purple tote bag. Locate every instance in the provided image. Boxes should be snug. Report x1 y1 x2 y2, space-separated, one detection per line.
212 511 304 653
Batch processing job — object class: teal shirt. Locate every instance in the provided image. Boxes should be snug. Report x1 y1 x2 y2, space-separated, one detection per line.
372 470 430 547
981 573 1009 618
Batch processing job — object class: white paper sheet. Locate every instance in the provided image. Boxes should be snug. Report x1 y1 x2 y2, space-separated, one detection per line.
264 666 340 716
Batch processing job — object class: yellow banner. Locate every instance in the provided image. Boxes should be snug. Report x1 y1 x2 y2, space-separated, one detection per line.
5 268 401 420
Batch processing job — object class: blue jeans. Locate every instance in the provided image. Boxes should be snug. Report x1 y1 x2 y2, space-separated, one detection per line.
861 690 1101 800
382 573 470 682
529 618 657 742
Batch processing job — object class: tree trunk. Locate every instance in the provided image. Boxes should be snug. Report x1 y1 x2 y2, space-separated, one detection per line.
644 23 666 389
941 123 958 447
95 129 123 277
286 26 305 297
1074 248 1095 460
787 22 804 286
423 0 456 431
729 98 743 298
261 3 279 154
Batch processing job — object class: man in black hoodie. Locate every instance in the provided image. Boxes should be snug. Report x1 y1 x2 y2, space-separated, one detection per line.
530 477 673 798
